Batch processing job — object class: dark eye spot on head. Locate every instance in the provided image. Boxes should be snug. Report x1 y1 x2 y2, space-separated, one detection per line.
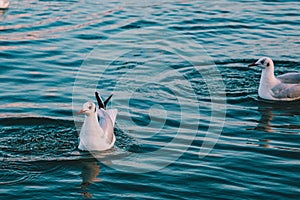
88 105 92 110
261 58 266 65
266 62 270 67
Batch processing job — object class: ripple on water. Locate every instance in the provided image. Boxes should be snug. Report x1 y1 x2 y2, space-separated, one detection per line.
0 116 142 186
0 117 77 186
0 160 66 186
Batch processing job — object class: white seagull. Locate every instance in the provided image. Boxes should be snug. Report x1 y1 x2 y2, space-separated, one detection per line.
0 0 9 9
78 92 117 151
249 57 300 101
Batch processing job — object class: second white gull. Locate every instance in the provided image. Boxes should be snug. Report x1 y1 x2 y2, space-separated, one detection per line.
249 57 300 101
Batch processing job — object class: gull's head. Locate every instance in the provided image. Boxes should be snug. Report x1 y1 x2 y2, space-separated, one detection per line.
248 57 274 70
78 102 96 116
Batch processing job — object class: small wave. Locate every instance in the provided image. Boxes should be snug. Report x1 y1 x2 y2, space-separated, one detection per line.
0 117 74 127
0 118 78 163
215 58 299 66
0 158 67 185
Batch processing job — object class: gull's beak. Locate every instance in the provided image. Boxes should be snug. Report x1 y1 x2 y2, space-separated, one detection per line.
248 62 258 67
77 110 85 114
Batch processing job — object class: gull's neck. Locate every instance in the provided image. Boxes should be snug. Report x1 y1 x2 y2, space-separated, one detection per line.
258 66 280 99
82 112 99 130
78 111 100 151
85 112 98 121
258 64 280 99
79 112 100 149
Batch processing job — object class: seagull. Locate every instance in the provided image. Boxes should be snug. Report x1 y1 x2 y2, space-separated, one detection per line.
78 92 117 151
0 0 9 9
249 57 300 101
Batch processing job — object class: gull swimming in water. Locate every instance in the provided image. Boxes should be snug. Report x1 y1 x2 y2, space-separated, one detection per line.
78 92 117 151
0 0 9 9
249 57 300 101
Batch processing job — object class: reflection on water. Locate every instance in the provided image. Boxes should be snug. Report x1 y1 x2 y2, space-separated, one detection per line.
1 0 300 199
250 100 300 150
78 150 120 199
0 8 7 16
257 139 271 148
255 100 300 133
80 158 101 199
81 159 101 187
255 104 275 133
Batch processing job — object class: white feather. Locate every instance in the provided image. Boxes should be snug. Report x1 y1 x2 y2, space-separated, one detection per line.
78 102 117 151
251 57 300 101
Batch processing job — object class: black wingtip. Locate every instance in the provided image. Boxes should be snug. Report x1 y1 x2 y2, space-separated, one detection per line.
95 92 105 109
95 92 113 109
104 94 113 108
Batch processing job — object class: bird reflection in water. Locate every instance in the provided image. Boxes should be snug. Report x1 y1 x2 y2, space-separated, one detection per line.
252 100 300 148
78 149 119 199
80 158 101 198
252 103 279 148
255 105 275 133
0 8 6 16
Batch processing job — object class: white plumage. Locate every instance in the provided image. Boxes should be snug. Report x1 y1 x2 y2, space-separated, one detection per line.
78 101 117 151
249 57 300 101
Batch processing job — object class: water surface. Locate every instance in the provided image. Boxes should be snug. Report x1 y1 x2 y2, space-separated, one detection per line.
1 0 299 199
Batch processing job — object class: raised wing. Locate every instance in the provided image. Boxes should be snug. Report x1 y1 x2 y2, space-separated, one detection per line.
106 109 118 126
97 108 115 144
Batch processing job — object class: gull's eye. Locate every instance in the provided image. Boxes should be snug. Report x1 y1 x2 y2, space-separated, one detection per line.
266 62 270 67
88 105 92 110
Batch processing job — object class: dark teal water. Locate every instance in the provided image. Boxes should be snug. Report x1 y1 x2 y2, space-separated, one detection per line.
1 0 300 199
